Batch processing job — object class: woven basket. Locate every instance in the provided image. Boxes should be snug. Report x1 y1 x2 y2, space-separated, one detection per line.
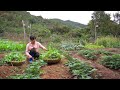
7 60 25 66
44 58 61 64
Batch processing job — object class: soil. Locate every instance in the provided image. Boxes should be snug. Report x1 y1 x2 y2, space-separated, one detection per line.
0 53 29 79
70 48 120 79
40 59 72 79
0 53 5 60
0 48 120 79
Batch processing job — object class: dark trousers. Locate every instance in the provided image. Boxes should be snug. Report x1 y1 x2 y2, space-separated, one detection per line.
29 49 39 59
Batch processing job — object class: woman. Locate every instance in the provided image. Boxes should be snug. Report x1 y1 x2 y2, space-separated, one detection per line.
25 35 47 63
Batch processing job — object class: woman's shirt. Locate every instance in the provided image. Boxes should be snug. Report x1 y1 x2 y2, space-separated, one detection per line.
25 41 46 56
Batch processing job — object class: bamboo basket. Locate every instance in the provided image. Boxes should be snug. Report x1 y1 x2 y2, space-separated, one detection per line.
7 60 25 66
44 58 61 64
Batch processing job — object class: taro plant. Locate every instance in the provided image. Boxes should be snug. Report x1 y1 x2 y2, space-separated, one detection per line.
95 49 113 56
65 58 97 79
100 54 120 69
78 50 97 60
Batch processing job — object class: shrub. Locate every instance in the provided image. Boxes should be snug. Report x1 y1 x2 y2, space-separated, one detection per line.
100 54 120 69
95 36 120 48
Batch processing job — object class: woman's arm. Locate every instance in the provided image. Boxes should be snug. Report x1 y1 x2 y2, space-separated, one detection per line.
25 44 32 58
38 42 47 50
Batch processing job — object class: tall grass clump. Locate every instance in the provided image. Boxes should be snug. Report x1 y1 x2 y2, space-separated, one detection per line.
95 36 120 48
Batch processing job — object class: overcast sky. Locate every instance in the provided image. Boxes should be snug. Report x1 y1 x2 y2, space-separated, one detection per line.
27 11 118 25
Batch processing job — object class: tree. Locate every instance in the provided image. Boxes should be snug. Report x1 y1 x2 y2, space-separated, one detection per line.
113 11 120 24
88 11 112 40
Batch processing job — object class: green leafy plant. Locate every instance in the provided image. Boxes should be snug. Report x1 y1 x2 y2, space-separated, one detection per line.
61 41 84 51
78 50 97 60
8 60 46 79
25 61 42 75
0 39 26 52
8 73 40 79
41 45 62 60
100 54 120 69
65 58 97 79
3 52 26 62
84 43 104 49
95 49 113 55
95 36 120 48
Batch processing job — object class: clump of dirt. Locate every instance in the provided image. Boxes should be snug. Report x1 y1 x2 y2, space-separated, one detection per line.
0 54 5 60
40 59 72 79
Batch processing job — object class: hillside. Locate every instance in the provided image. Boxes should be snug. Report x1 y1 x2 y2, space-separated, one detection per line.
49 19 86 28
0 11 88 42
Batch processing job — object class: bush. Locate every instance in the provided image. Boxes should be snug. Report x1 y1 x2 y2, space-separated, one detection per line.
50 34 61 43
100 54 120 69
95 36 120 48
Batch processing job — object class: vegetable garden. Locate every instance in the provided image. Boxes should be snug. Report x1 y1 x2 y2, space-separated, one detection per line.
0 38 120 79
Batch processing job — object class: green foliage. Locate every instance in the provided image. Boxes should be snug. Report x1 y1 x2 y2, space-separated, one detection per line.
25 61 43 75
32 24 51 38
3 52 26 62
88 11 120 37
8 60 46 79
78 50 97 60
0 39 26 51
50 34 61 43
95 49 113 55
51 24 71 34
68 28 82 38
84 43 105 49
8 74 40 79
100 54 120 69
65 58 97 79
61 41 84 51
40 44 62 60
95 36 120 48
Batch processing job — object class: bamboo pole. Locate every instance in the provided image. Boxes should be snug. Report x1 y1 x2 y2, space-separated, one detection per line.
22 20 26 43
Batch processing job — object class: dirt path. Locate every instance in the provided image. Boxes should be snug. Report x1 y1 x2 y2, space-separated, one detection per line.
40 59 72 79
71 51 120 79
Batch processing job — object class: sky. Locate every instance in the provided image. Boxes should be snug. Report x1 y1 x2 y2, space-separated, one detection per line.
27 11 118 25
